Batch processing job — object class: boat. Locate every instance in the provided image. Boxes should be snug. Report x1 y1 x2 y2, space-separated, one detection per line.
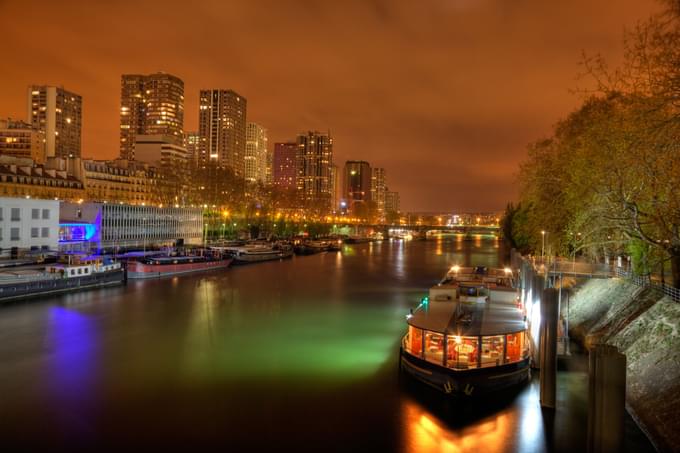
327 239 343 252
399 265 531 397
217 244 294 264
344 235 372 244
294 240 330 255
126 253 232 279
0 254 124 303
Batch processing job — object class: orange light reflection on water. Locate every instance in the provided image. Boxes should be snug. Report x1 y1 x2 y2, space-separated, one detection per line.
401 398 512 453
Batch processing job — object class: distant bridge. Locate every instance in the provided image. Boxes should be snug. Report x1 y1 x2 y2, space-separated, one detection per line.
343 224 500 236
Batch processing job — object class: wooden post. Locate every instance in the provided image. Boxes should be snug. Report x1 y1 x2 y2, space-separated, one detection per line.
588 344 626 453
539 288 559 408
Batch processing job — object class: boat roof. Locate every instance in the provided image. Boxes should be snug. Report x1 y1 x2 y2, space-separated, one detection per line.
442 266 514 288
407 297 525 336
408 266 524 336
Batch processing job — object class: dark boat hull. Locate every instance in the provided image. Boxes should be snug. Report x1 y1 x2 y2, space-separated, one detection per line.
232 250 293 264
0 269 125 304
399 348 531 397
127 258 232 279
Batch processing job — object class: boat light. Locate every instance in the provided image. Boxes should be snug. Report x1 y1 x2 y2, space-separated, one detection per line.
504 267 512 274
451 265 460 273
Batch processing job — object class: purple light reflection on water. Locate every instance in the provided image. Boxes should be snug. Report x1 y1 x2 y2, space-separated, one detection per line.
45 306 100 407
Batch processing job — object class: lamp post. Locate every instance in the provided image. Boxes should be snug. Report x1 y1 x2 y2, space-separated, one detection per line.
541 230 546 261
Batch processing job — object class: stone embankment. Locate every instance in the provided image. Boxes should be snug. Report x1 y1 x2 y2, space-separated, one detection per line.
567 278 680 452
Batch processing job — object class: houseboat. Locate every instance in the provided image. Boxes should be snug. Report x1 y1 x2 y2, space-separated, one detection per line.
126 253 232 279
0 255 124 303
217 244 294 264
399 266 531 397
294 240 331 255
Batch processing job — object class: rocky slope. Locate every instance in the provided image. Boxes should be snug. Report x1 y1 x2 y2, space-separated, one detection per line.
567 278 680 452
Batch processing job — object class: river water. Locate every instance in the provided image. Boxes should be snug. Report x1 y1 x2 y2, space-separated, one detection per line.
0 237 652 451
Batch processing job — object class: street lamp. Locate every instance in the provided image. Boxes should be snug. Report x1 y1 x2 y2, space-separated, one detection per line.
541 230 546 260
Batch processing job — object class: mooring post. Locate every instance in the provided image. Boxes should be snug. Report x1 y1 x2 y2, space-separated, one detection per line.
539 288 559 408
587 344 626 453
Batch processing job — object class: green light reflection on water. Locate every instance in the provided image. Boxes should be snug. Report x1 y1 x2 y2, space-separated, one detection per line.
181 303 407 383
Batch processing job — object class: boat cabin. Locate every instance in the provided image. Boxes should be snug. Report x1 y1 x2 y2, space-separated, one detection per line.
46 254 120 278
403 277 528 371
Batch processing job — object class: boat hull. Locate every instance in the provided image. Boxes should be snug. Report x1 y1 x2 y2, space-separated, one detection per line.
399 348 531 397
126 258 232 279
0 269 124 303
232 250 293 264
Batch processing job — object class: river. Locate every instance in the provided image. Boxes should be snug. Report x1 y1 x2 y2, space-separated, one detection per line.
0 237 652 451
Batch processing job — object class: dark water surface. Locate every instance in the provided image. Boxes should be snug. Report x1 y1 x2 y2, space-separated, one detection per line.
0 238 653 451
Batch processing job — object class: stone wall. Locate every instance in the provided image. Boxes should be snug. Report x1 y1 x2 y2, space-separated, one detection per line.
567 278 680 451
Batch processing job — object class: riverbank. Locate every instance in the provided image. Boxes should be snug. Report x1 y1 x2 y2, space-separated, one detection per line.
567 277 680 451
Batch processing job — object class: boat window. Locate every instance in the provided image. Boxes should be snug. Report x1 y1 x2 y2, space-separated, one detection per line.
446 336 478 370
460 286 477 297
424 331 445 365
506 332 526 363
405 326 423 358
480 335 505 367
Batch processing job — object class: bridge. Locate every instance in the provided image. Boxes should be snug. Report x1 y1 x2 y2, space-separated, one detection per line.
338 223 500 236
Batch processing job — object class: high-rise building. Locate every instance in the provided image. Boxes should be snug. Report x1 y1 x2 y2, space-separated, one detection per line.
0 118 46 163
198 89 247 177
265 141 273 186
134 135 189 204
119 73 184 160
371 167 386 220
273 142 297 190
385 189 400 213
28 86 82 159
330 163 340 212
245 123 268 184
183 131 200 162
296 131 333 212
343 160 371 213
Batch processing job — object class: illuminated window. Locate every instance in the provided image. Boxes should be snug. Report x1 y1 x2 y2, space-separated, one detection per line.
424 331 445 365
446 336 478 369
506 332 526 363
480 335 505 367
405 325 423 358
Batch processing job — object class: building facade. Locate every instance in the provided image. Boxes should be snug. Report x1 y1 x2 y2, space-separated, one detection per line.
371 167 386 221
134 135 189 205
0 156 85 201
0 118 46 163
119 73 185 160
198 89 247 177
244 123 268 184
183 131 200 163
273 142 297 190
385 190 400 214
296 131 333 212
343 160 371 213
59 202 203 252
28 86 82 159
0 197 60 258
83 159 160 205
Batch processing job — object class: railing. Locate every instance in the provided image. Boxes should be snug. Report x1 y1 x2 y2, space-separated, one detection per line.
615 268 680 303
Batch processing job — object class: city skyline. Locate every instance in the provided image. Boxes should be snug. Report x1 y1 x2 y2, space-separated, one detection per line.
0 0 661 211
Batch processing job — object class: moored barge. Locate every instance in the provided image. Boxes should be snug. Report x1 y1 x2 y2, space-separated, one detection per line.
126 254 232 279
400 266 530 396
0 255 123 303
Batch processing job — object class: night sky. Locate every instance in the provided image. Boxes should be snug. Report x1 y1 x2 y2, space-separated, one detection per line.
0 0 660 212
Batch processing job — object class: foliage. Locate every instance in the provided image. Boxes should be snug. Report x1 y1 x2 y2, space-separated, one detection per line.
517 1 680 286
